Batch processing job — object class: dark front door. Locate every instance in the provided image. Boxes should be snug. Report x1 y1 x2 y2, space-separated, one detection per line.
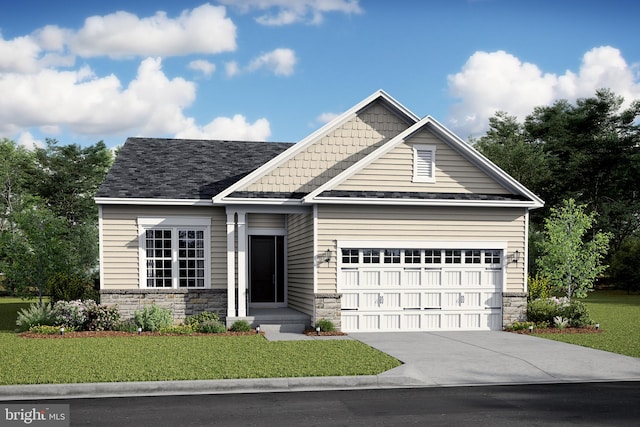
249 236 285 305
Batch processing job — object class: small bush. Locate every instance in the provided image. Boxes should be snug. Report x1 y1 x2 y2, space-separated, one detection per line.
15 303 56 332
527 298 562 325
133 305 173 332
159 324 195 335
52 300 88 329
506 321 535 331
229 320 251 332
197 320 227 334
85 302 121 331
185 311 220 327
561 300 593 328
528 273 551 301
28 325 74 335
115 319 139 333
316 318 336 332
553 316 569 329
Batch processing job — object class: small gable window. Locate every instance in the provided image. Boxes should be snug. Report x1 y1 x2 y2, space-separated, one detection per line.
412 144 436 183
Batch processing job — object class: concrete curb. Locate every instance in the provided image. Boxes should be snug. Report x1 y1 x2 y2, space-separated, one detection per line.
0 375 396 401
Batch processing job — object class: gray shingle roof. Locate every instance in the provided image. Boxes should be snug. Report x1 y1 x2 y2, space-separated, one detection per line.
96 137 293 199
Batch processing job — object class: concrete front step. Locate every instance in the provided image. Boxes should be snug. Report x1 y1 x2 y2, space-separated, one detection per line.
227 309 311 333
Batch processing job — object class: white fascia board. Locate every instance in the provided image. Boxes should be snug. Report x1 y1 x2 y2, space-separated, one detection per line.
423 116 545 208
95 197 212 206
304 117 433 201
215 197 305 206
310 197 540 208
212 90 419 203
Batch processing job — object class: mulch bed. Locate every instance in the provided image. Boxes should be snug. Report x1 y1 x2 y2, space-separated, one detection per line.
510 327 602 335
19 330 264 339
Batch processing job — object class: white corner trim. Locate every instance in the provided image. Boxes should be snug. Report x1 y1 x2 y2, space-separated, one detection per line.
98 205 104 290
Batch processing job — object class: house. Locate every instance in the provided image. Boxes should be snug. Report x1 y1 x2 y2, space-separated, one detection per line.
96 90 543 332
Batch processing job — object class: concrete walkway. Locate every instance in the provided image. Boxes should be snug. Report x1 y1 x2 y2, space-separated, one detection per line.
1 331 639 400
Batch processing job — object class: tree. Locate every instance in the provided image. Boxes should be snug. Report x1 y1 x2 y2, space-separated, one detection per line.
525 89 640 249
537 199 611 301
0 199 70 303
472 111 551 197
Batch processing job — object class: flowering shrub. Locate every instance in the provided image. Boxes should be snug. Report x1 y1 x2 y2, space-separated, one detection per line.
85 302 121 331
53 300 88 329
52 300 121 331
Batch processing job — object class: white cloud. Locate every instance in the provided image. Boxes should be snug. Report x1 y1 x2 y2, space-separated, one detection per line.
225 61 240 77
219 0 362 26
0 57 195 137
317 112 339 124
447 46 640 138
16 132 44 150
188 59 216 77
0 35 43 73
69 4 236 58
247 48 297 76
174 114 271 141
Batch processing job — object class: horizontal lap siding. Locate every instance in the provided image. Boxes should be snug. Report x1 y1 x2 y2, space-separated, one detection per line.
101 205 227 290
247 213 286 229
316 205 527 293
287 213 314 316
242 101 410 194
336 130 507 194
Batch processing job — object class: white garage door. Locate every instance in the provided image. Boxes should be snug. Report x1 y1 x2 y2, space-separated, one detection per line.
339 248 503 332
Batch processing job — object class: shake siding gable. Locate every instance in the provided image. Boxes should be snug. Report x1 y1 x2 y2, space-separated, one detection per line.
316 205 527 293
242 101 411 194
335 128 508 194
101 205 227 290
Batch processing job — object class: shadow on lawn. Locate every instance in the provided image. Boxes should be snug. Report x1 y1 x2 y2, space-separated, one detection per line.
0 301 32 332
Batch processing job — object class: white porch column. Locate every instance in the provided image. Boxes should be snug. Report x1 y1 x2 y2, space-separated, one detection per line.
226 211 236 318
237 212 248 317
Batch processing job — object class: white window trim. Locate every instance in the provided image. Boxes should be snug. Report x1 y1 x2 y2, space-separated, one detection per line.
412 144 436 183
138 217 211 289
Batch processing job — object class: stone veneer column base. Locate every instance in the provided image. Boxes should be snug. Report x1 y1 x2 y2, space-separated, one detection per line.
314 293 342 331
502 292 527 328
100 289 227 323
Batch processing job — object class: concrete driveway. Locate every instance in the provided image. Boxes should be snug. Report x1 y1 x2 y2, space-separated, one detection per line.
350 331 640 387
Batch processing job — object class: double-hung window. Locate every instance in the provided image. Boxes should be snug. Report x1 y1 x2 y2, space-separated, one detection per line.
138 217 211 289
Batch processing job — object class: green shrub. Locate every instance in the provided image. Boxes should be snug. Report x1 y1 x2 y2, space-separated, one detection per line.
185 311 220 327
48 273 97 303
528 273 551 301
505 321 535 331
527 298 562 325
229 319 251 332
29 324 75 334
560 300 593 328
115 318 139 333
15 303 56 332
85 302 121 331
133 305 173 332
316 318 336 332
197 320 227 334
159 324 195 335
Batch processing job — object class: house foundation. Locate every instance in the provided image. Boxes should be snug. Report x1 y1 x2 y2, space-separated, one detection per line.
314 293 342 330
502 292 527 327
100 289 227 323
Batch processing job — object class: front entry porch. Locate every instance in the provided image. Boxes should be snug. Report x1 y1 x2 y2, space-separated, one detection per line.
226 307 311 333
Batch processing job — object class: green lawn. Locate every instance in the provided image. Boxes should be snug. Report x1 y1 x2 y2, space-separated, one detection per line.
0 298 400 385
534 291 640 358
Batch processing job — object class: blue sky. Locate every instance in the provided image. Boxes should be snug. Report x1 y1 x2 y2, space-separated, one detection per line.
1 0 639 148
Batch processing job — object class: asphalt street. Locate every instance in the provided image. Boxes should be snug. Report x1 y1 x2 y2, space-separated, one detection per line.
8 382 640 426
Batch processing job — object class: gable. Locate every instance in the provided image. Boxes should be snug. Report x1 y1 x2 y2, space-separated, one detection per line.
334 127 508 194
237 100 412 195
